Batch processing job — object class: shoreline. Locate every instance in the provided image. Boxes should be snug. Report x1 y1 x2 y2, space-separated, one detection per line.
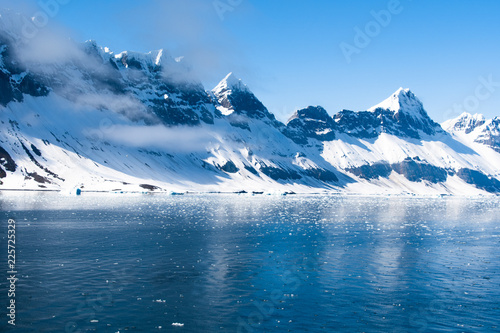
0 188 497 198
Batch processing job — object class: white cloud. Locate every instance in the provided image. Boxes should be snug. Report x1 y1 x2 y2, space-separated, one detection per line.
112 0 247 83
99 124 216 152
74 93 158 124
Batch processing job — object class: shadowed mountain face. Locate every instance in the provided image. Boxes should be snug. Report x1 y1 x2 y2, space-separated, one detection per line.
212 73 273 120
347 157 450 184
211 73 282 132
0 35 50 106
1 11 500 194
285 106 336 144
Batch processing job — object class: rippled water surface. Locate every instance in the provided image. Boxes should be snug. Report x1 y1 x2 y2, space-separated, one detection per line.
1 193 499 332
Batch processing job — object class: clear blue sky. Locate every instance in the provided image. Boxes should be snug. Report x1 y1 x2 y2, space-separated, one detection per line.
5 0 500 122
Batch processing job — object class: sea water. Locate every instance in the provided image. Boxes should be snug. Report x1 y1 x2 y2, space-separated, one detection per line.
0 193 499 332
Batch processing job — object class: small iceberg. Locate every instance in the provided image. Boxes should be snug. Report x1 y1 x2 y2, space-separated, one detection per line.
62 186 82 195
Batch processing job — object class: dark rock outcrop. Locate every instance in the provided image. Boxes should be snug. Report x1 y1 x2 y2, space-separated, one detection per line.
285 106 336 144
457 168 500 193
347 158 448 184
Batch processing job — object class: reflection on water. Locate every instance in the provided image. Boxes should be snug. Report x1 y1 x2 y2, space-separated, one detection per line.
0 193 499 332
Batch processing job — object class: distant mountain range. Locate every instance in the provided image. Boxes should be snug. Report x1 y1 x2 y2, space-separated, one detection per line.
1 11 499 195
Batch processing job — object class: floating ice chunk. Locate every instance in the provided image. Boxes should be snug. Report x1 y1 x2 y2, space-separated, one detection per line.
62 186 82 195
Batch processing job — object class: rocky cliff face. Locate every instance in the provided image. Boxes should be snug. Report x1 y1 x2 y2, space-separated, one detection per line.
285 106 336 144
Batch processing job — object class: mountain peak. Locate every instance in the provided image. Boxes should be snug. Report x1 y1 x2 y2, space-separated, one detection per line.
212 72 249 95
334 88 443 139
395 87 411 95
287 106 331 124
284 105 336 144
457 112 486 123
114 49 167 68
368 87 422 113
82 40 114 62
222 72 239 86
211 73 275 121
366 87 435 127
442 112 486 134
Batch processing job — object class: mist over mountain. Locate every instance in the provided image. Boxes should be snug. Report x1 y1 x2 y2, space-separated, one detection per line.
1 11 500 195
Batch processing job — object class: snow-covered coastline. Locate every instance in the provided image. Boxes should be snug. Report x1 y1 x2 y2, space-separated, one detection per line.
1 11 500 195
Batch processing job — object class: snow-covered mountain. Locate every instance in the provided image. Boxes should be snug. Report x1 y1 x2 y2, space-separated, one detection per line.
1 11 500 195
443 112 500 153
334 88 445 139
